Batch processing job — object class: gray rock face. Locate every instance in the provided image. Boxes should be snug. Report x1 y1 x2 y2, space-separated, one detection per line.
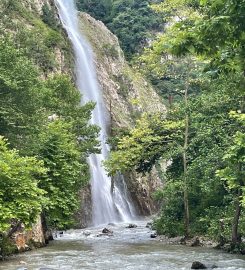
76 13 165 222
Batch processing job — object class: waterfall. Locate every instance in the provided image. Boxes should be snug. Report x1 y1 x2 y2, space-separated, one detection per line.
54 0 136 225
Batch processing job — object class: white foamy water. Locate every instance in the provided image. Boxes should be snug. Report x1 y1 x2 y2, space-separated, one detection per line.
0 221 244 270
54 0 135 225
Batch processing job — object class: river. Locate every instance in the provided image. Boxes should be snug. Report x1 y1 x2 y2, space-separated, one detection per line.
0 221 244 270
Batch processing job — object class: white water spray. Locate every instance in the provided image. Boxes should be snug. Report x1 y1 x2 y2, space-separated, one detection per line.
55 0 136 225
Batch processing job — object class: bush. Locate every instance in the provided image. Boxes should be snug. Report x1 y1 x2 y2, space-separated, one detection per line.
41 3 59 30
0 235 17 260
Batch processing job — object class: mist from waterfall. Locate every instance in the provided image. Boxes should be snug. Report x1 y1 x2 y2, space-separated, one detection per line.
54 0 136 225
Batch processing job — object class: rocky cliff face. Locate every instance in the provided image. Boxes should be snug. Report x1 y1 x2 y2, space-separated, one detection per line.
78 13 165 128
77 13 165 222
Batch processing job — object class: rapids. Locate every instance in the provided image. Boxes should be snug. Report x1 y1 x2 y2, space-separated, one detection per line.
0 221 244 270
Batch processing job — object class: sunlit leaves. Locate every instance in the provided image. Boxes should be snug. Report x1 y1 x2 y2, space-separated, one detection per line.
216 112 245 204
105 113 183 175
152 0 245 72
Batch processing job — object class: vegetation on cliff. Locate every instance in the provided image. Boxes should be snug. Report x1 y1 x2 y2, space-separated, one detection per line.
0 0 99 256
105 0 245 253
76 0 163 59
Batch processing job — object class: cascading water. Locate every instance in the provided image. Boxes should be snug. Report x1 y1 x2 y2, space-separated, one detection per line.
55 0 136 225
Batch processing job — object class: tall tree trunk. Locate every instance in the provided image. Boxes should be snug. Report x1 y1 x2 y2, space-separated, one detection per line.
231 162 242 244
183 81 190 238
41 212 53 244
183 148 190 237
231 190 242 244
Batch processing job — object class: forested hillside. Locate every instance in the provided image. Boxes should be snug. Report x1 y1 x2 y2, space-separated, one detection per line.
104 0 245 253
76 0 163 59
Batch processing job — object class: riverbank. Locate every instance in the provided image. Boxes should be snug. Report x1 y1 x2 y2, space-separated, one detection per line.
155 231 245 255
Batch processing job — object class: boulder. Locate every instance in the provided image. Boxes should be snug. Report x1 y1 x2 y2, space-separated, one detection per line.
150 233 157 238
83 231 91 236
191 261 207 269
191 237 201 247
146 222 152 228
102 228 113 234
126 224 137 228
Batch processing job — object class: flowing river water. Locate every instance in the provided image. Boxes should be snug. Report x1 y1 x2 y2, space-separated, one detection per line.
0 221 244 270
1 1 244 269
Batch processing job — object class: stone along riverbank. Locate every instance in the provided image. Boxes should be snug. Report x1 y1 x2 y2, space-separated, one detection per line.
0 221 244 270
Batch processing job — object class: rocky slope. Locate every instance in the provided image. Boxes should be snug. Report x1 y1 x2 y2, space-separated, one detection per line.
78 12 165 128
77 13 165 223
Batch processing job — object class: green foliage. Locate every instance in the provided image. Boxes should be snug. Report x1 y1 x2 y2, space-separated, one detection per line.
0 34 99 233
116 0 245 244
104 113 183 175
216 112 245 205
106 68 244 242
0 234 17 259
76 0 163 59
152 0 245 73
153 181 185 237
0 0 68 73
37 120 88 229
76 0 112 22
0 37 45 151
0 137 46 233
108 1 162 59
137 51 206 103
41 3 59 30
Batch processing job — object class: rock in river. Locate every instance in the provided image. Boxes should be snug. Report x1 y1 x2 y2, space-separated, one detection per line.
102 228 113 234
150 233 157 238
126 224 137 228
191 261 207 269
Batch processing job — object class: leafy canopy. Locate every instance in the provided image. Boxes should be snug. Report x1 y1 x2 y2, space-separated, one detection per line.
0 137 46 233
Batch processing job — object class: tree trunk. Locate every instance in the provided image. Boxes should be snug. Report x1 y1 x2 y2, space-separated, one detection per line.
231 163 242 244
231 190 242 244
41 212 53 244
183 81 190 238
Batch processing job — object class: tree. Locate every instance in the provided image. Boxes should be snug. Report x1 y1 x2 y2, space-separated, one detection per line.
0 37 44 152
0 136 46 234
41 3 59 30
76 0 112 22
104 113 183 175
0 37 100 231
37 120 88 229
152 0 245 74
217 112 245 245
